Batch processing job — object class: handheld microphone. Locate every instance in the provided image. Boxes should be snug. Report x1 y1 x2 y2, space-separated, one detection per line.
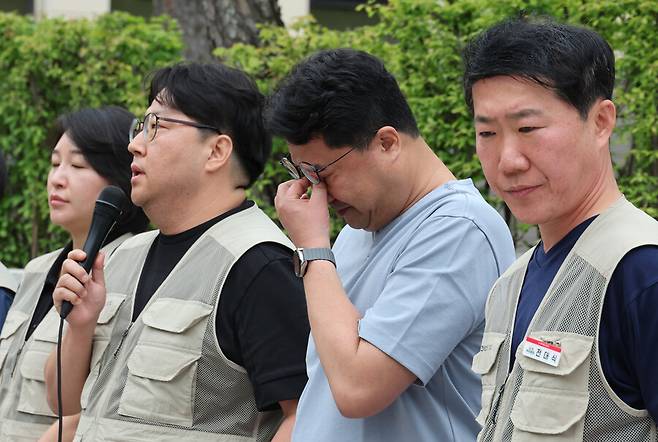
59 185 128 319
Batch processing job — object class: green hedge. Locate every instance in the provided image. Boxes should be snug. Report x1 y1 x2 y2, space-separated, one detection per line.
1 1 655 266
0 12 182 267
217 0 657 244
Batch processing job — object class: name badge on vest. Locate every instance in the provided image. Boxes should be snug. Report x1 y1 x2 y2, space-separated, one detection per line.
522 337 561 367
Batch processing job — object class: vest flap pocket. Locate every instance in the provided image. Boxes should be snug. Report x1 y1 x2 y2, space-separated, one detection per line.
127 345 200 381
17 376 57 418
142 298 213 333
121 344 199 426
97 292 127 324
0 310 29 339
511 387 588 434
517 331 593 376
20 348 49 381
472 332 506 374
32 309 61 343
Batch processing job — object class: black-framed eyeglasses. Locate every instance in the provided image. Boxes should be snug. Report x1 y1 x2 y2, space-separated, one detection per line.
280 148 355 185
129 112 222 143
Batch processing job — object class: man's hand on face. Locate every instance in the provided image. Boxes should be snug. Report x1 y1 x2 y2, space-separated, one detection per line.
52 250 107 330
275 178 331 249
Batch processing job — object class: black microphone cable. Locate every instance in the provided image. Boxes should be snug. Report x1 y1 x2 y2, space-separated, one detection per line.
57 317 64 442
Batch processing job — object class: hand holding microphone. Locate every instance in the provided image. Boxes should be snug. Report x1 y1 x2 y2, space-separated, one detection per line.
54 186 127 321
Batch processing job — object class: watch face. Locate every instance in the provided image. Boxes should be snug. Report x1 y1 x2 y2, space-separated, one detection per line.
293 249 303 277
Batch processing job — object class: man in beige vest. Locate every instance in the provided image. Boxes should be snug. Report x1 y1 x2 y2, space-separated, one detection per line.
462 17 658 441
45 63 310 441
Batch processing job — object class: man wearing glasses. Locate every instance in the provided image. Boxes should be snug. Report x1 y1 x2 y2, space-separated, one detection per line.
46 63 309 441
271 48 516 441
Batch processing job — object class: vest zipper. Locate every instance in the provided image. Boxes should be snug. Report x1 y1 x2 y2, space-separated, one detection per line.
113 322 133 359
483 380 507 442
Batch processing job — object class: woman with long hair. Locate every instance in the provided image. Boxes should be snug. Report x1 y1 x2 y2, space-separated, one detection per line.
0 106 149 441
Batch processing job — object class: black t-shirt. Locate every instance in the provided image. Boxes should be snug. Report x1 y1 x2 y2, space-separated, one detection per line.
133 200 310 411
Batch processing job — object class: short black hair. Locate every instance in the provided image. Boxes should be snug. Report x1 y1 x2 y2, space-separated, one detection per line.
462 17 615 119
267 48 420 149
147 62 270 188
0 150 7 199
55 106 150 238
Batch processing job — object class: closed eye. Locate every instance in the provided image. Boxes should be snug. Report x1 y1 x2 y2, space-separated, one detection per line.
519 126 541 133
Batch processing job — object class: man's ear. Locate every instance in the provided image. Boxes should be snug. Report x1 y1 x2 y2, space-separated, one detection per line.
592 99 616 149
375 126 402 158
206 134 233 172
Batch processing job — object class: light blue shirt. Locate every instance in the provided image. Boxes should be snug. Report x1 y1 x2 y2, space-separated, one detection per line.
292 179 515 442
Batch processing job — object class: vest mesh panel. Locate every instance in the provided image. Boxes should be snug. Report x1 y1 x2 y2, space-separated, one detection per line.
478 199 657 442
79 207 290 441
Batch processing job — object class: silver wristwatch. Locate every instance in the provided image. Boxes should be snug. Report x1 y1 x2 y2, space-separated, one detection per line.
292 248 336 277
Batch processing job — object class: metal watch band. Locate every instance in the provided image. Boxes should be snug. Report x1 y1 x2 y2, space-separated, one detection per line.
302 248 336 264
294 247 336 277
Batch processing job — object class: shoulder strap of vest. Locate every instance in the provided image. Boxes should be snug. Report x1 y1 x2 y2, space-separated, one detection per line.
0 261 18 292
206 204 294 256
500 244 535 278
101 233 134 260
575 197 658 276
23 249 63 274
107 230 159 255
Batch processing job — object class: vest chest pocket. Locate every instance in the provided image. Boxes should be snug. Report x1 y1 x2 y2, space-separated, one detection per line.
472 332 506 426
511 331 593 441
17 347 57 417
0 310 29 372
80 292 127 410
118 298 213 427
16 309 61 417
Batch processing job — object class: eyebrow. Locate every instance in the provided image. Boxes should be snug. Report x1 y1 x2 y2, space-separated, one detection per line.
475 108 544 123
52 147 83 155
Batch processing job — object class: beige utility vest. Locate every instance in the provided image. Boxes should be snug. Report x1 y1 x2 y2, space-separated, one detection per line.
472 197 658 441
0 235 130 441
75 204 294 442
0 260 18 293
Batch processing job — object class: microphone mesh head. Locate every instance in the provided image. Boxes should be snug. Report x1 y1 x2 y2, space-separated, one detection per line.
97 185 128 214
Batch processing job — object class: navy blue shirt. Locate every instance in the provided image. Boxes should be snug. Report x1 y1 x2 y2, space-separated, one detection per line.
512 216 658 423
0 287 14 329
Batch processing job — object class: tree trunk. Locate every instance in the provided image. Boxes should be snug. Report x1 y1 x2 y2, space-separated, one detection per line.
153 0 283 62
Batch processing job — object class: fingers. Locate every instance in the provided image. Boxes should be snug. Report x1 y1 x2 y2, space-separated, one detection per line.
67 249 87 262
277 178 311 200
309 181 328 205
53 250 92 313
60 257 89 286
90 252 105 285
53 274 86 311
